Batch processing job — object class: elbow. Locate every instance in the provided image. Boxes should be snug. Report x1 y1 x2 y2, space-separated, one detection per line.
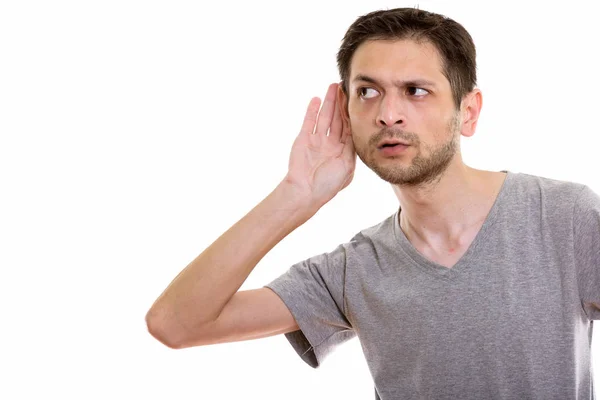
145 308 185 350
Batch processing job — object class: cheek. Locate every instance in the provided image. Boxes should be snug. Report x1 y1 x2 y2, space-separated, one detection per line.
348 102 373 126
420 109 448 134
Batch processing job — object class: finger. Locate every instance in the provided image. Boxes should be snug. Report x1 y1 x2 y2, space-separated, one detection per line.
299 97 321 136
314 83 338 136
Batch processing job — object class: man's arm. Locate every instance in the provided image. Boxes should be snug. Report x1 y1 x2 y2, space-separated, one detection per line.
145 182 317 348
145 83 356 349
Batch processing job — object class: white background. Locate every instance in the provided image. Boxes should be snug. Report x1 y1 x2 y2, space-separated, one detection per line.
1 0 599 399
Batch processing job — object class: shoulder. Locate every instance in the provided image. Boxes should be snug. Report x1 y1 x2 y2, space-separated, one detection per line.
342 211 400 258
509 171 588 208
573 183 600 217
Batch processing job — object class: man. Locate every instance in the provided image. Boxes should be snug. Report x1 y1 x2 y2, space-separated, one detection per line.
145 7 600 399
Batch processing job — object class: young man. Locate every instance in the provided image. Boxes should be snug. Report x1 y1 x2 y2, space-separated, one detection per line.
146 8 600 399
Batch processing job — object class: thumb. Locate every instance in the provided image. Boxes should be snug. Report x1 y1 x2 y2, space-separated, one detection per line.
340 170 354 191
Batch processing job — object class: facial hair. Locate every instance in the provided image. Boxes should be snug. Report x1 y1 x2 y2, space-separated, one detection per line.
354 112 461 187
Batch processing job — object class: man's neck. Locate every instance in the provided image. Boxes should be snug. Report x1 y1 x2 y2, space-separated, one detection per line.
393 163 506 250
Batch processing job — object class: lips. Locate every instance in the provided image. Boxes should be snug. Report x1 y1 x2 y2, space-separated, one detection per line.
377 139 410 149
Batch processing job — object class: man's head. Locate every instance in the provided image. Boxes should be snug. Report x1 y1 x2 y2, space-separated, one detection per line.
335 8 482 186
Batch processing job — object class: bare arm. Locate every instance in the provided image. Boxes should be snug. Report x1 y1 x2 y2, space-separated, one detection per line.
145 182 317 348
145 83 356 348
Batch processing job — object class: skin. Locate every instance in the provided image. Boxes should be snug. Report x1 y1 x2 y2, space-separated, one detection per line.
336 39 507 267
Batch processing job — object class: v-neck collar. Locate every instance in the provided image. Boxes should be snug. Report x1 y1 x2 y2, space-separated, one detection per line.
391 170 513 279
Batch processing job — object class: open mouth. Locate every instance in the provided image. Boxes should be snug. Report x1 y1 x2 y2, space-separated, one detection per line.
379 143 408 149
378 142 410 156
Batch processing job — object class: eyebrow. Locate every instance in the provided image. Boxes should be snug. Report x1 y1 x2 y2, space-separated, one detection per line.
352 74 437 89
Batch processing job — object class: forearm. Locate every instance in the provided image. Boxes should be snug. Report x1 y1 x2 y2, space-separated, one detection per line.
146 181 318 341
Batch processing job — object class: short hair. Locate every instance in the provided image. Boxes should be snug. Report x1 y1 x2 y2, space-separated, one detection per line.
336 7 477 110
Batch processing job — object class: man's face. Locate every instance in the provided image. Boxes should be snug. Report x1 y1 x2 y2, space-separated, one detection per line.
343 39 463 186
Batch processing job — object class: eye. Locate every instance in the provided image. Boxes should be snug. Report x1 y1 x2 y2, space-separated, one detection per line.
407 87 429 97
357 87 379 99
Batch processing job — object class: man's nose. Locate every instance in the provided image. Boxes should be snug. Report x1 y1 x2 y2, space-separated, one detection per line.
376 94 406 127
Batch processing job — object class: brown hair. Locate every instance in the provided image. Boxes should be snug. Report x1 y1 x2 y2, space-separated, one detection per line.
336 7 477 110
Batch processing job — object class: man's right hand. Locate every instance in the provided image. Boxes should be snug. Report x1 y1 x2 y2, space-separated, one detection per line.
283 82 357 209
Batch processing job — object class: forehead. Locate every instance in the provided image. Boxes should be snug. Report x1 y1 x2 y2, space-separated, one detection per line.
349 39 447 88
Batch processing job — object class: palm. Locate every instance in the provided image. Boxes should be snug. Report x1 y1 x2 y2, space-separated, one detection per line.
285 83 356 206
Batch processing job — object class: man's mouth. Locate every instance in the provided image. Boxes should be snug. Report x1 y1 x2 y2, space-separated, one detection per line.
377 139 410 149
379 143 409 149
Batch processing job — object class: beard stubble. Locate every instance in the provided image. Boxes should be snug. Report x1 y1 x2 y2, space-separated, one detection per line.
354 112 462 187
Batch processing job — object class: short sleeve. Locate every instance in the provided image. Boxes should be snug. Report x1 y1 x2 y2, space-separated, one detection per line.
573 184 600 320
263 242 356 368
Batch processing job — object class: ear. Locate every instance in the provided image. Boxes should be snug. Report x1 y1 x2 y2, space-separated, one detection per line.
460 88 482 138
337 82 350 129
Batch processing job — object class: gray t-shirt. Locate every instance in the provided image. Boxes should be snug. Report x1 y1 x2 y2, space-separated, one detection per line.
264 171 600 399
